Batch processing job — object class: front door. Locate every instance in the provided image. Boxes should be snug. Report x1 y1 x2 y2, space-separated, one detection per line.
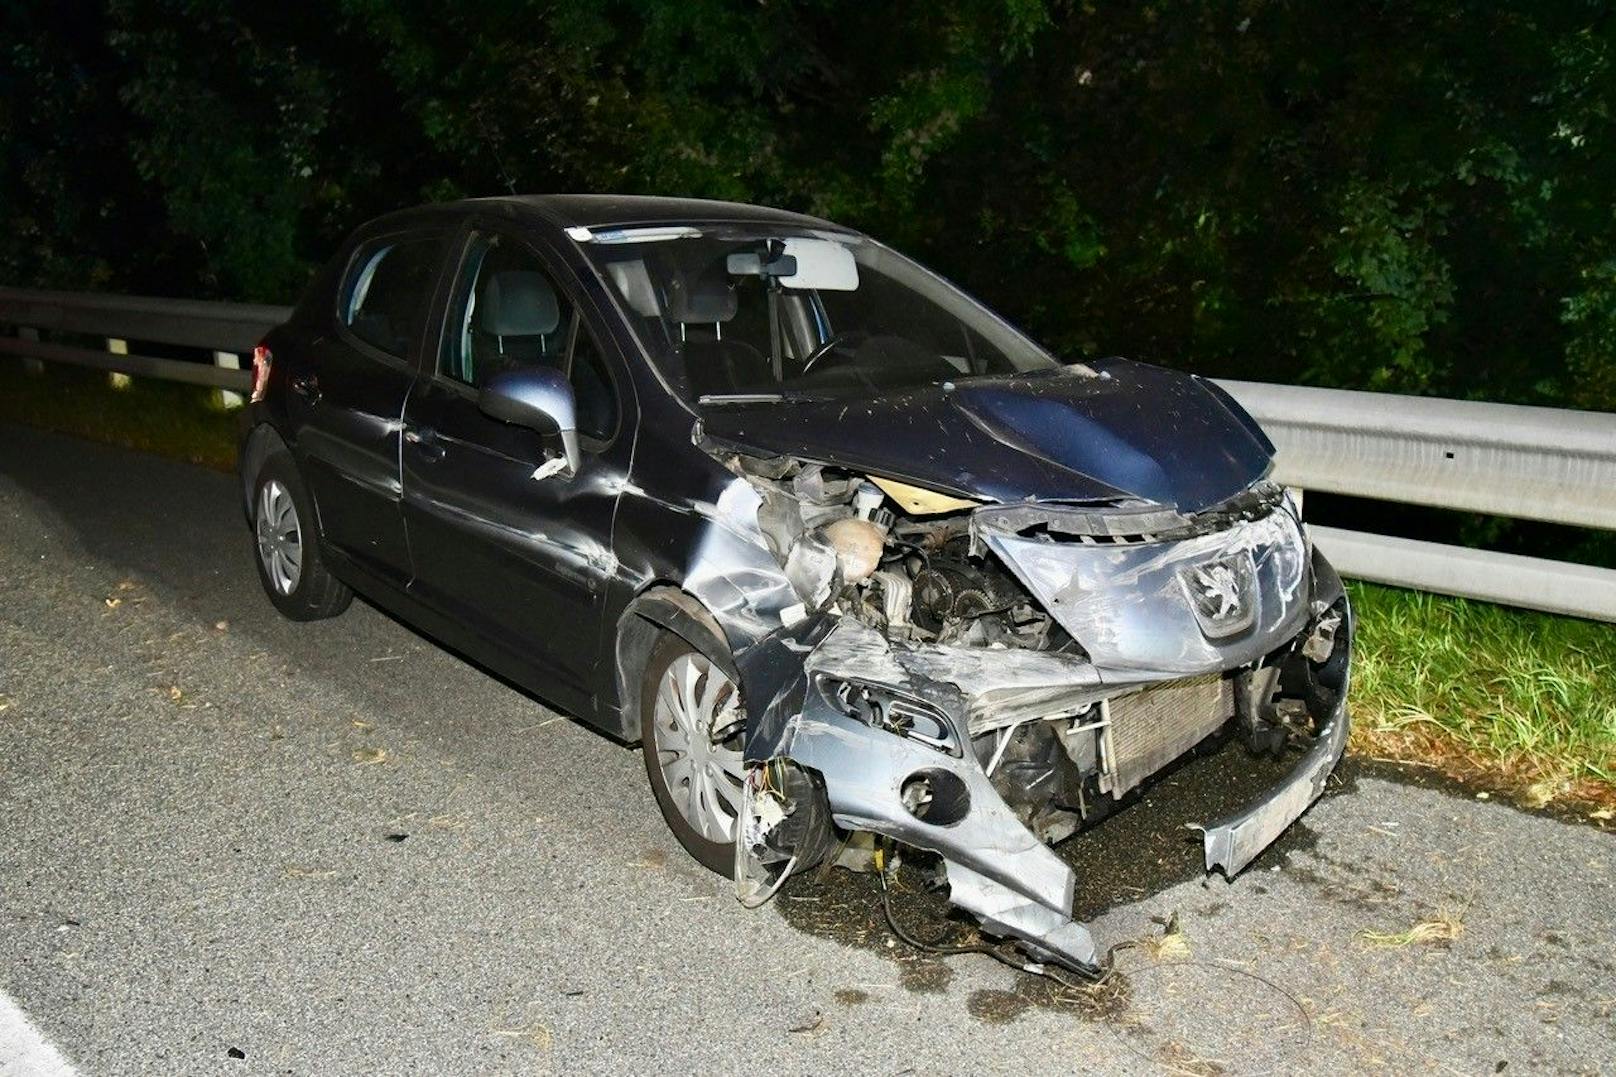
400 226 633 697
295 229 446 588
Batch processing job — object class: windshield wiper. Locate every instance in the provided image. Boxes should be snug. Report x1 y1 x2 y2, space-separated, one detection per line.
697 390 827 406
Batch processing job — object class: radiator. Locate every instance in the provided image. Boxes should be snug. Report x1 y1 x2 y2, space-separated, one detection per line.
1098 674 1234 798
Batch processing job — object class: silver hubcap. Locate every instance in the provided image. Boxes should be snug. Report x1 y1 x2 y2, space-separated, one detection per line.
654 653 746 843
255 479 303 596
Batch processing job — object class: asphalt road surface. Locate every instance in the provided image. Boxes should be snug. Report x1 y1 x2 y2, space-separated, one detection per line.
1 423 1612 1076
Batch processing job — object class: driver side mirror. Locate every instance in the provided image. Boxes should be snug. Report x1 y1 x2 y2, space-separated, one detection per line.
478 367 582 477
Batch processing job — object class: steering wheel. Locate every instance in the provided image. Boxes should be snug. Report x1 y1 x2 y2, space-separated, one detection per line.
799 331 868 375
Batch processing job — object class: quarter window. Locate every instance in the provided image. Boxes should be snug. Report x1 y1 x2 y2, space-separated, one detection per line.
341 235 441 358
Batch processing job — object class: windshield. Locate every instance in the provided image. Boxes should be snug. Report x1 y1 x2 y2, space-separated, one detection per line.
575 227 1060 402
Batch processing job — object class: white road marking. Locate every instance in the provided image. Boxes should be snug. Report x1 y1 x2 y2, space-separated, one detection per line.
0 990 77 1076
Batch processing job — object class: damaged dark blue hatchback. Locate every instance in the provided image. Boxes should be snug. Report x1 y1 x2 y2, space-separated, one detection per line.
239 195 1351 976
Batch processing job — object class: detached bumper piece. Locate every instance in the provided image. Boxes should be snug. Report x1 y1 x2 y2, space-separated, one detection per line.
1201 587 1353 875
1199 688 1348 875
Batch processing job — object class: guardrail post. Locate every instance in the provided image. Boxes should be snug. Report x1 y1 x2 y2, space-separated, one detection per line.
212 351 244 409
107 338 131 389
18 327 43 373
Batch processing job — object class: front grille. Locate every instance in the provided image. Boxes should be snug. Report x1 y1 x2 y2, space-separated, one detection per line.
1098 674 1234 798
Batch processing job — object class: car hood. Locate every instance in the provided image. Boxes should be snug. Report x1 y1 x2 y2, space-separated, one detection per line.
697 359 1275 512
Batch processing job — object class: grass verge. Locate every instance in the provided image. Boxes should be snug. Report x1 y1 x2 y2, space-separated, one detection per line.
3 356 1612 813
0 358 237 470
1348 581 1616 814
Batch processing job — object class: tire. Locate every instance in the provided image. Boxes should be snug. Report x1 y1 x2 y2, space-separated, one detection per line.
640 633 747 875
250 452 353 622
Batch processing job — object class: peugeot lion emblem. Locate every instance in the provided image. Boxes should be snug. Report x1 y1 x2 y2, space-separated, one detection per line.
1180 553 1258 638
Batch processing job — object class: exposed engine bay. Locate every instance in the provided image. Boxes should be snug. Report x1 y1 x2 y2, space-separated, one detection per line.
703 439 1352 978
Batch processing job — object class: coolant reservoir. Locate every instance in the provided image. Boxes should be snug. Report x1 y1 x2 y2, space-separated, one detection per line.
853 481 885 520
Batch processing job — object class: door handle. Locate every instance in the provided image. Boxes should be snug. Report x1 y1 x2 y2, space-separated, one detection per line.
290 373 320 401
404 426 445 461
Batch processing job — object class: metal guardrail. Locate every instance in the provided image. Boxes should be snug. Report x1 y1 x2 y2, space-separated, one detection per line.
0 288 287 392
1220 380 1616 531
1304 526 1616 623
0 288 288 351
3 286 1615 622
0 335 255 391
1215 383 1616 621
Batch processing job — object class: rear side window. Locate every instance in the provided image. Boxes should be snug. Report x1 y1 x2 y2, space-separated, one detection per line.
340 235 442 358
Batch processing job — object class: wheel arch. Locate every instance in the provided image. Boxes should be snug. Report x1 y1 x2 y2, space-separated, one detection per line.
612 583 742 746
239 422 291 522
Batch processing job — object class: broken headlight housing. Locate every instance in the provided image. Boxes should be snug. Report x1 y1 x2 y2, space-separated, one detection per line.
816 675 960 756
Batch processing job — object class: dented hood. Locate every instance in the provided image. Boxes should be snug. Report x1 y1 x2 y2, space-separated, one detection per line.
699 359 1274 512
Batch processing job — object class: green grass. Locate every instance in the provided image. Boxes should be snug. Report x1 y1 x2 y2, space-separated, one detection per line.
4 355 1613 804
1348 581 1616 803
0 357 238 470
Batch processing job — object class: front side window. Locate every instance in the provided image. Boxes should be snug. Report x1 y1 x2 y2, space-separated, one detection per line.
577 228 1058 402
443 232 619 441
341 235 441 358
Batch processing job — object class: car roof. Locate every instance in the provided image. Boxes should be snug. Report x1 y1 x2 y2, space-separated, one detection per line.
368 194 853 236
496 194 849 232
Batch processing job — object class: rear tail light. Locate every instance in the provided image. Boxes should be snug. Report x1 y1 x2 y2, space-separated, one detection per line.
250 344 273 402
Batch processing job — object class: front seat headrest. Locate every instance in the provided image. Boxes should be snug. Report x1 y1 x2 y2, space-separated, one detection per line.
665 260 738 324
478 270 561 336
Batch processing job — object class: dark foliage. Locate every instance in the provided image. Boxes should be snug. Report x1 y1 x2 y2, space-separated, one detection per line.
3 0 1613 408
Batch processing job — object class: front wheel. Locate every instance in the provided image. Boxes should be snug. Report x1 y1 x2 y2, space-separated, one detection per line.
640 634 747 874
250 453 352 622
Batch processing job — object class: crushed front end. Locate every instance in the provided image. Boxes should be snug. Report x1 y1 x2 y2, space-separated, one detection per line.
716 451 1352 976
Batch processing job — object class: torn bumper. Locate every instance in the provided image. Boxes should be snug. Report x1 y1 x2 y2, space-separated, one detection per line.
1199 685 1348 876
743 578 1350 970
746 652 1102 971
1201 582 1353 876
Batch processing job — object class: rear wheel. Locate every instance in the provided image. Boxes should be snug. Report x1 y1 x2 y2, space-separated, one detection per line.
640 634 747 874
251 453 352 621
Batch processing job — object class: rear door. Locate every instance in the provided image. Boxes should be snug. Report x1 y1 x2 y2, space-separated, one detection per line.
400 225 635 695
294 228 448 588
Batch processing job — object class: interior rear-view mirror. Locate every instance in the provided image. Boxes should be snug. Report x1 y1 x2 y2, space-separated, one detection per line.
726 239 858 291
